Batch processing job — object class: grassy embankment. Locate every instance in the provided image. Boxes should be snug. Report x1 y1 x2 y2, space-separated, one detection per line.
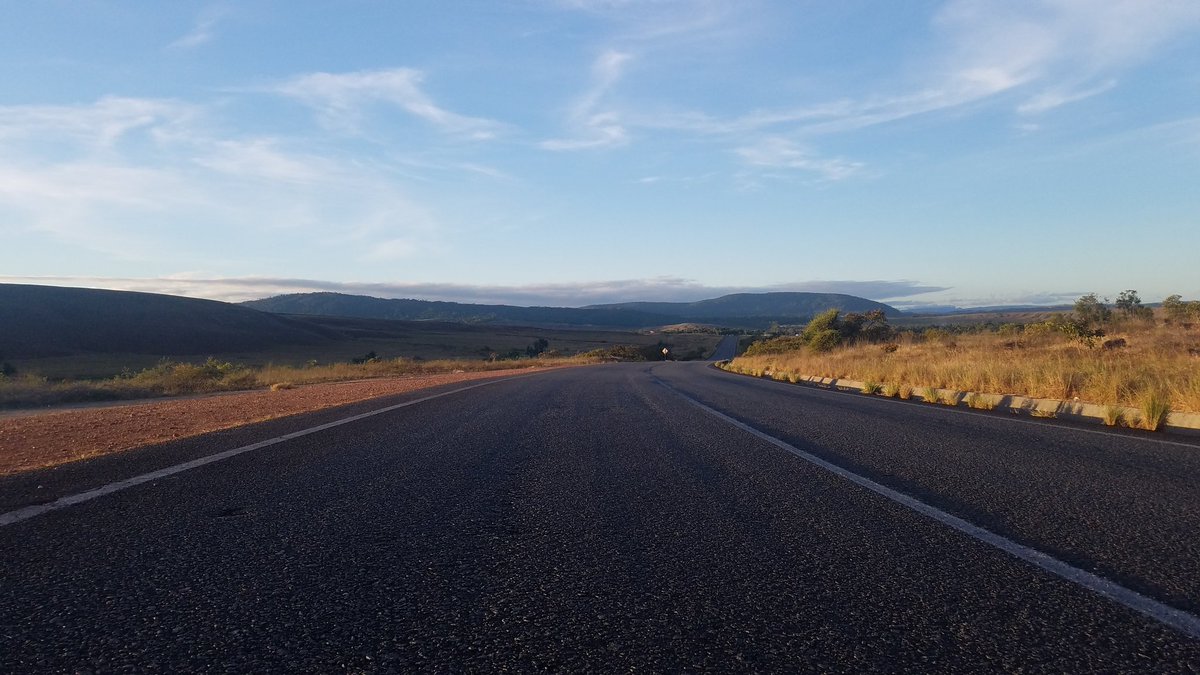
1 313 724 409
0 355 596 409
0 331 722 409
725 318 1200 426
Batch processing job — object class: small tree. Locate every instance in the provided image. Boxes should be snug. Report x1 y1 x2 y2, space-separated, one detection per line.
1163 294 1200 323
857 309 895 343
1048 314 1105 348
1115 289 1139 314
1164 295 1187 321
1115 290 1154 322
1074 293 1112 328
525 338 549 357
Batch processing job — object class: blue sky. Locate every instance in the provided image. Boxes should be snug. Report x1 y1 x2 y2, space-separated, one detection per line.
2 0 1198 309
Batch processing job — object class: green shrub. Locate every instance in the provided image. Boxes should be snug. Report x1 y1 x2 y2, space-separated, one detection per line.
923 328 952 345
1074 293 1112 327
808 329 843 353
744 336 808 356
1164 294 1200 323
1047 315 1105 348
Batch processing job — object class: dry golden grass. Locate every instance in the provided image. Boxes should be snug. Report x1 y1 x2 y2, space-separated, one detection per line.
727 323 1200 414
0 355 598 409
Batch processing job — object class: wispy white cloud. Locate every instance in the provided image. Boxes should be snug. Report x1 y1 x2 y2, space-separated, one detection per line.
541 50 632 150
192 139 334 185
735 138 862 181
590 0 1200 146
1017 79 1117 115
271 68 504 139
923 0 1200 115
0 96 197 148
636 172 714 185
0 275 948 306
550 0 751 44
0 96 443 263
168 6 228 50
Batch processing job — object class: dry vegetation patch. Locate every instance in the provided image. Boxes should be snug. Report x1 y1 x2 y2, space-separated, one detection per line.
0 355 597 410
728 323 1200 416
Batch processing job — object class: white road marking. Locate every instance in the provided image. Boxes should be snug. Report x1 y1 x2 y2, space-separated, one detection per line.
0 376 525 528
663 381 1200 641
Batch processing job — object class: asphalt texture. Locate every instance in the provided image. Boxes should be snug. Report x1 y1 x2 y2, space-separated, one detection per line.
3 343 1200 671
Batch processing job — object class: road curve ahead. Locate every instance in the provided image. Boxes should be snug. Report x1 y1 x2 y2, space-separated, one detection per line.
3 361 1200 671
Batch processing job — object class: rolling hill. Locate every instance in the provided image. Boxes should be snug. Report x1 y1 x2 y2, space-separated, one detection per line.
242 293 679 328
0 283 904 364
243 291 900 328
586 292 900 320
0 284 337 359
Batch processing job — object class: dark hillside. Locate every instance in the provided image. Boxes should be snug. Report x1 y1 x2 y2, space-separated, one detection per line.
586 292 900 319
243 292 676 328
244 291 900 329
0 284 335 358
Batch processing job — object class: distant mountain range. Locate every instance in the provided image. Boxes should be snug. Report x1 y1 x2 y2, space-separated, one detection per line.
0 284 335 359
242 291 900 329
586 292 901 319
0 283 901 361
904 304 1074 315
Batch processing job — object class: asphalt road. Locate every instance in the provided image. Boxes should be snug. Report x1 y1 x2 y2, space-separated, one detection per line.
3 344 1200 671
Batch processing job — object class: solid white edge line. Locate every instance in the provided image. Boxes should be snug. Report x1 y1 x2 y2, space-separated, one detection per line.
0 375 527 528
661 381 1200 641
712 364 1200 450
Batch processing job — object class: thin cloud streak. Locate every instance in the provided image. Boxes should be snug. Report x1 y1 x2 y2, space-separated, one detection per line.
0 276 948 306
541 50 632 150
735 138 863 181
1017 79 1118 115
606 1 1200 147
271 68 504 139
0 96 198 147
0 96 444 263
168 7 228 50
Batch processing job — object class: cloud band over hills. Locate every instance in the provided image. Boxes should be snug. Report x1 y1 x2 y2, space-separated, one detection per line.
0 276 948 307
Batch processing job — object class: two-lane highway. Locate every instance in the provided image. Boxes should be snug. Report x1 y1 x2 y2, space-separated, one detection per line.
3 352 1200 670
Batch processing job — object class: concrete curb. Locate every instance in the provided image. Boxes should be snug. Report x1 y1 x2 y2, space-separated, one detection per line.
713 361 1200 438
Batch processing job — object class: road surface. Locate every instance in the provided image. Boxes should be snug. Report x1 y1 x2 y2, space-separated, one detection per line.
3 339 1200 671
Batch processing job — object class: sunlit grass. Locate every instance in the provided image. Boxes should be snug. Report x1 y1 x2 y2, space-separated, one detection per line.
0 355 597 409
725 324 1200 414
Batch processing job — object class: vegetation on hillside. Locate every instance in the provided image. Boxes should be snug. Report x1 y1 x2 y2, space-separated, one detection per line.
724 292 1200 421
0 283 334 359
244 290 900 329
0 333 715 408
744 309 895 355
0 355 583 409
242 292 681 328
